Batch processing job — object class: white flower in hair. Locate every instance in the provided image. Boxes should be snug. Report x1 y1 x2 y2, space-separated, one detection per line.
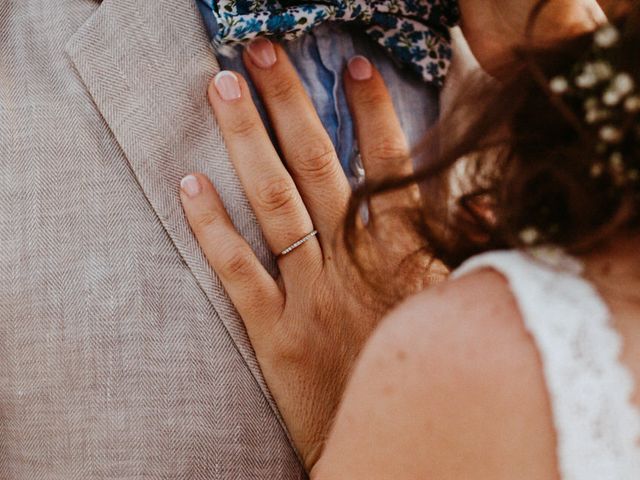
603 89 621 106
612 73 635 96
577 62 614 89
576 70 598 89
624 95 640 112
550 76 569 94
610 152 626 184
591 61 614 81
594 24 620 48
610 151 624 169
586 110 599 123
519 227 540 245
586 108 611 124
599 125 623 143
602 73 635 106
547 22 640 186
584 97 610 123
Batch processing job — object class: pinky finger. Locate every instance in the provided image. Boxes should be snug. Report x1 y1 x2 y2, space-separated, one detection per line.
180 173 284 330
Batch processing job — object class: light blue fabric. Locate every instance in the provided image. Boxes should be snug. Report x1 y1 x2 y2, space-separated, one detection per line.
197 1 440 178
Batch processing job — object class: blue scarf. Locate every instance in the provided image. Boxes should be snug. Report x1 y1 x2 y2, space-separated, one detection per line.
202 0 459 86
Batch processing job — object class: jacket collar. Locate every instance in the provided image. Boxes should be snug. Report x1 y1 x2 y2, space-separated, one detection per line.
64 0 295 456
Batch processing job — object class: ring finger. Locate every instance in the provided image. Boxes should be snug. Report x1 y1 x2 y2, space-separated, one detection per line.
208 70 322 266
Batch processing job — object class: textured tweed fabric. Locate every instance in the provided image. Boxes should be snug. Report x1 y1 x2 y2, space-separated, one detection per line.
0 0 304 477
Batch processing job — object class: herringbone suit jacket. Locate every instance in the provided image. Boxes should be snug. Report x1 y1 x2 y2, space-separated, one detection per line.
0 0 305 477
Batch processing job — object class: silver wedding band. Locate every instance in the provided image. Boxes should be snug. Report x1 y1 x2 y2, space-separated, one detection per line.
278 229 318 258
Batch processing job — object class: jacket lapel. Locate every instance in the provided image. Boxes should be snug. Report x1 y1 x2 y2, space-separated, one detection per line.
64 0 288 442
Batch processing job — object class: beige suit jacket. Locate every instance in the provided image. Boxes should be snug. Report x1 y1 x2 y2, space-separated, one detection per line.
0 0 304 477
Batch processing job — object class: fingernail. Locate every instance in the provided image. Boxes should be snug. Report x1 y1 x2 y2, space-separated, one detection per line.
348 55 372 81
214 71 241 101
247 38 277 69
181 175 201 198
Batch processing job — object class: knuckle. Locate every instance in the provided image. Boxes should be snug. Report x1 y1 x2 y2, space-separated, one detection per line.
356 88 389 111
267 77 300 105
291 142 339 178
255 177 298 214
219 247 254 279
190 209 222 234
225 116 261 139
369 137 408 162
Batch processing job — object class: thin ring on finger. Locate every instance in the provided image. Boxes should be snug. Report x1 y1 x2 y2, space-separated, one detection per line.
278 229 319 258
208 70 323 270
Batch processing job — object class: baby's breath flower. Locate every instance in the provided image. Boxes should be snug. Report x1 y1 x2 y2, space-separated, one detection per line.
576 71 598 89
594 24 620 48
602 89 621 106
611 72 635 96
624 95 640 112
549 76 569 94
610 151 624 169
599 125 623 143
519 227 541 245
591 61 614 81
610 152 626 185
586 108 610 124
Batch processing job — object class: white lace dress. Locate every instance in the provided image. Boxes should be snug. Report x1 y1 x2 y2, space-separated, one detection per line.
453 249 640 480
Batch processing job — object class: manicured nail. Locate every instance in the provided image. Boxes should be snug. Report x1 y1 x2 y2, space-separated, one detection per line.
348 55 372 81
181 175 201 198
247 38 277 69
214 71 241 101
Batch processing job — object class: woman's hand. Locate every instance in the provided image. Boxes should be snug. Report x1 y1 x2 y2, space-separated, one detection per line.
180 40 445 470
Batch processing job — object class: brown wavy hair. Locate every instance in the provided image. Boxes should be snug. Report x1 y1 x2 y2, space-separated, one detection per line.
344 1 640 293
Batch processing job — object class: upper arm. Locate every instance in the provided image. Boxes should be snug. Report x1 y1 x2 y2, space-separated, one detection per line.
311 271 559 480
458 0 604 76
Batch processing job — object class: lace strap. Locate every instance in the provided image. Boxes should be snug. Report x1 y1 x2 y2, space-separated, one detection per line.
454 250 640 480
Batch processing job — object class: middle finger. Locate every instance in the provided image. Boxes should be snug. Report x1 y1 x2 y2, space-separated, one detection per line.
243 39 351 233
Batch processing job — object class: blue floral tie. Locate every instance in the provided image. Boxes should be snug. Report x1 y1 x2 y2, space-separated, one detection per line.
204 0 459 86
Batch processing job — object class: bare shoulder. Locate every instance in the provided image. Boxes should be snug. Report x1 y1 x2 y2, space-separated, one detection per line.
314 270 559 480
374 268 533 371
